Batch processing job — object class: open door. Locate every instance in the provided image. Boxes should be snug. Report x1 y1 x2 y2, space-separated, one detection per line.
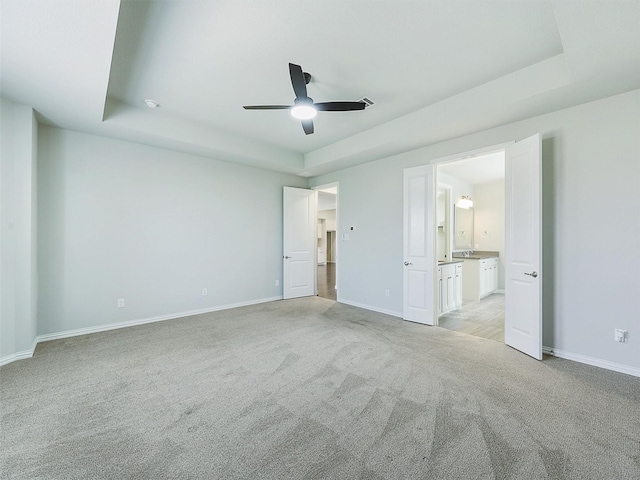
403 164 436 325
283 187 316 299
505 134 542 359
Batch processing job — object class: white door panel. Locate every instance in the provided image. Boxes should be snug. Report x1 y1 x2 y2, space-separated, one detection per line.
283 187 316 299
403 165 436 325
505 134 542 359
407 270 428 310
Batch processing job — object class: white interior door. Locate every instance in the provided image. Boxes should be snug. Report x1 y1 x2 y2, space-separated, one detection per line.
403 164 436 325
505 134 542 359
283 187 316 299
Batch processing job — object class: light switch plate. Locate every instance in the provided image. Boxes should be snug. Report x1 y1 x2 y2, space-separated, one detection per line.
615 329 628 342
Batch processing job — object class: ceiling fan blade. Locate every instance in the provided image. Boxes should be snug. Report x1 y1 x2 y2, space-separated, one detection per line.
301 119 314 135
315 101 366 112
289 63 308 99
243 105 291 110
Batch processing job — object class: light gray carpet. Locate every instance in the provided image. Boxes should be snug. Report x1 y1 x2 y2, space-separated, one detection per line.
1 297 639 479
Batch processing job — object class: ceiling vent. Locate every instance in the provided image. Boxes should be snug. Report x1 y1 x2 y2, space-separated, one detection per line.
358 97 376 108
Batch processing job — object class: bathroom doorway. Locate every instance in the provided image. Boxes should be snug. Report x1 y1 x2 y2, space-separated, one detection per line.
436 151 506 342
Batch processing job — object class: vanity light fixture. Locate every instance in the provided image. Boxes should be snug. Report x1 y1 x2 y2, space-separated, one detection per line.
458 196 473 209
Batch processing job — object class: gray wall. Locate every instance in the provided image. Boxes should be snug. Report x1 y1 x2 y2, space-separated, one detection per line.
0 99 38 362
37 126 307 336
310 89 640 372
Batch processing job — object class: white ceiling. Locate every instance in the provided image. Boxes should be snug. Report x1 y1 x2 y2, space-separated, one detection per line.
2 0 639 177
438 151 505 185
317 191 337 211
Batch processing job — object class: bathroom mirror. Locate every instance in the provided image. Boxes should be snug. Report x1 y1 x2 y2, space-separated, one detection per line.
454 206 474 250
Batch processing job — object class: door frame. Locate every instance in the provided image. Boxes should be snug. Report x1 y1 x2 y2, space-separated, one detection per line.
313 182 339 299
437 182 453 263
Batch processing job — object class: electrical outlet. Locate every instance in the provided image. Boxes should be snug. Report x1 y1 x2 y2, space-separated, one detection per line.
117 298 125 308
614 329 628 343
385 289 390 297
342 234 350 241
202 288 208 296
275 280 280 286
350 225 356 231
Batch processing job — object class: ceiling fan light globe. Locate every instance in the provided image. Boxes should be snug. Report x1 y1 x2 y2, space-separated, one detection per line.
291 105 317 120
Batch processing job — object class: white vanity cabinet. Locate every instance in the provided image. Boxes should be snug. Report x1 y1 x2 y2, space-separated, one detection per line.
461 257 498 300
480 258 498 297
438 262 463 315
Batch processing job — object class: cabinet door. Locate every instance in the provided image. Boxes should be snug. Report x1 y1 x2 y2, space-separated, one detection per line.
478 261 487 297
455 265 462 307
445 274 454 312
440 265 455 313
437 267 442 314
490 259 498 293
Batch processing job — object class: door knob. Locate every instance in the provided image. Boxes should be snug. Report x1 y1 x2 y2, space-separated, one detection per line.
524 271 538 278
404 261 413 266
284 256 291 259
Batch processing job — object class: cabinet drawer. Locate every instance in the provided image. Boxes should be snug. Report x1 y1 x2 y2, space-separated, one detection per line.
441 264 455 276
480 258 498 267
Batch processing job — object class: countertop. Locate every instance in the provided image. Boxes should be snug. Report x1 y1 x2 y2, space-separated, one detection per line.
452 251 500 260
437 259 464 265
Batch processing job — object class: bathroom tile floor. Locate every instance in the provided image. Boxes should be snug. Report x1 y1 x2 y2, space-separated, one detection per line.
438 293 505 342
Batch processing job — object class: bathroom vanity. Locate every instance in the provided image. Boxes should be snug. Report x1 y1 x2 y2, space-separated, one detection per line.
454 252 500 300
437 259 463 315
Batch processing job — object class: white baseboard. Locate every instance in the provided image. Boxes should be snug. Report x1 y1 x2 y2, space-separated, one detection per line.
36 296 283 344
543 345 640 378
0 348 34 367
4 297 638 380
337 298 403 319
0 297 283 365
0 338 38 367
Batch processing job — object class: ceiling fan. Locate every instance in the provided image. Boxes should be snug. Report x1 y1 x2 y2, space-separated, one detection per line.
243 63 366 135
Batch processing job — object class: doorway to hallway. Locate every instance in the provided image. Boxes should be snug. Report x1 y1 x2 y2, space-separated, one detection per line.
317 263 336 300
315 184 338 301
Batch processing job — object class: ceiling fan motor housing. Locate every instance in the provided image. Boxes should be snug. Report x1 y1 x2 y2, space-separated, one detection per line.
294 97 314 106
